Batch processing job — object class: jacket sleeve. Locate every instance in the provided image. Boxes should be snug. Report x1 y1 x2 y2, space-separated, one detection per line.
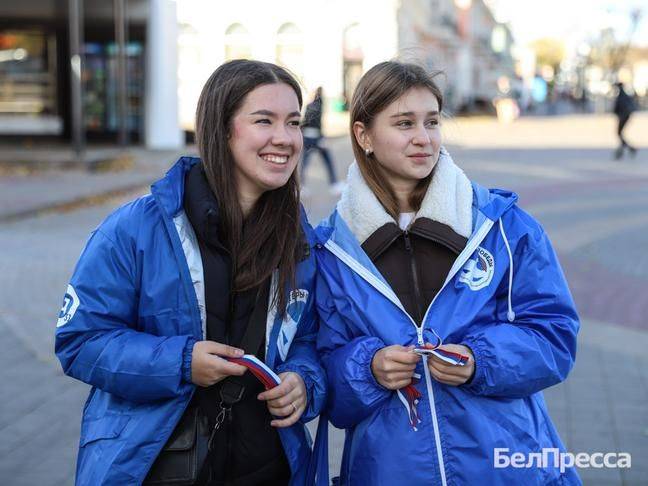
316 271 391 429
55 226 195 403
462 224 579 399
276 299 327 423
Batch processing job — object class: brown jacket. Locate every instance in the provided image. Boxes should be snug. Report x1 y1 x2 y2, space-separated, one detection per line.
336 153 474 324
362 218 467 324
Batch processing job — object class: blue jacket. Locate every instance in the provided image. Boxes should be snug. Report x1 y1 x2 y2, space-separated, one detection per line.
315 155 580 485
55 157 326 485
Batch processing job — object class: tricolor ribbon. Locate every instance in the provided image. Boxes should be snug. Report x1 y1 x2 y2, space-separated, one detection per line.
428 348 469 366
398 349 470 431
226 354 281 390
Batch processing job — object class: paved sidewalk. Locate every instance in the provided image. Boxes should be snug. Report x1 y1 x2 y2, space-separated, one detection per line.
1 113 646 484
0 147 190 221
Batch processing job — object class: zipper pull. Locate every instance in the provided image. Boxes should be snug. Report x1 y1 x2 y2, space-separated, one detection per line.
403 231 412 252
416 326 424 346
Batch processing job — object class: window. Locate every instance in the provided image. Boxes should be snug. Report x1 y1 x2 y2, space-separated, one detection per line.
275 23 303 79
225 23 251 61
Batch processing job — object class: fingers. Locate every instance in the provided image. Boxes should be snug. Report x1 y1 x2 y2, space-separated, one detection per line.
383 378 414 390
258 381 290 401
200 341 245 358
428 365 466 386
258 374 295 401
427 344 475 386
385 348 421 365
266 385 303 410
270 399 305 428
267 390 304 417
212 356 247 376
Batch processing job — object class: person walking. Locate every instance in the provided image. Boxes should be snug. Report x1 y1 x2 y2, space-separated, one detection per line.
300 87 344 195
314 61 580 485
613 82 638 160
55 60 326 486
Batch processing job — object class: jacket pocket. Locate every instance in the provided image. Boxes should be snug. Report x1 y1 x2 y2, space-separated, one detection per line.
80 414 131 447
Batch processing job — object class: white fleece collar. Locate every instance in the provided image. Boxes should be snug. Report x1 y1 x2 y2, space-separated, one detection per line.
337 148 473 244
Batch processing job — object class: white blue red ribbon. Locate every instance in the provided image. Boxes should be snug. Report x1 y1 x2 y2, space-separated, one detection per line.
226 354 281 390
398 349 470 430
428 348 469 366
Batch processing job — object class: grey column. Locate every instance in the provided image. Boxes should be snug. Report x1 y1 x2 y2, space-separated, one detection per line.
114 0 128 146
144 0 182 149
68 0 85 162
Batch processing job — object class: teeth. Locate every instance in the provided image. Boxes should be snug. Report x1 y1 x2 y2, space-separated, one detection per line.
261 155 288 164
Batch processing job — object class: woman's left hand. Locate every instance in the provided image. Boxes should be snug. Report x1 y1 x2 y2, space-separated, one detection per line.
426 343 475 386
258 371 307 428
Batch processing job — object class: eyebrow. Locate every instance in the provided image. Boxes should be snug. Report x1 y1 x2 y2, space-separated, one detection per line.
249 109 302 118
390 111 440 118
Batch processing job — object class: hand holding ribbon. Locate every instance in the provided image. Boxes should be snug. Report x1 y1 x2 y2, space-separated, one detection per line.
258 372 307 428
425 343 475 386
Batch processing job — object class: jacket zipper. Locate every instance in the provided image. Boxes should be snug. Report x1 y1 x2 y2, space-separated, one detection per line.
403 230 424 325
323 218 495 486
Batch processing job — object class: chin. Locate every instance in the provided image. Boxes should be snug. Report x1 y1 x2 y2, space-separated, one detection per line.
261 176 293 192
407 165 434 181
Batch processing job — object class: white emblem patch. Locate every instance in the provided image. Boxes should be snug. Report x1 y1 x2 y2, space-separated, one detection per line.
277 289 309 361
57 284 80 327
459 247 495 291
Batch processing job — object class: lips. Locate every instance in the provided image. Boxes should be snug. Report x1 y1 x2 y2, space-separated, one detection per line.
260 153 290 164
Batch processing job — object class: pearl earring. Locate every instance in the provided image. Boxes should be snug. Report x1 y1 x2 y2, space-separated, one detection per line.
365 148 372 156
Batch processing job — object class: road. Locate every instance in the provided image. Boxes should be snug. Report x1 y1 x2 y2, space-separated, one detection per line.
1 112 646 485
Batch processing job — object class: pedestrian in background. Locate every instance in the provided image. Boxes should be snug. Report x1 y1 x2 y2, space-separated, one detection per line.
314 61 580 485
55 59 325 486
613 82 638 160
300 87 344 196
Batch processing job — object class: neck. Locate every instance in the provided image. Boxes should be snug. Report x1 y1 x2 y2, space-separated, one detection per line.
238 190 260 218
390 180 416 213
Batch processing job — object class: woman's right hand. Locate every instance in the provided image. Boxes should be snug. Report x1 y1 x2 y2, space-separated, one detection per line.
191 341 247 387
371 345 420 390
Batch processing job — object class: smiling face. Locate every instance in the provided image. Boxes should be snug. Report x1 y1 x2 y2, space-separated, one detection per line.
228 82 303 205
354 87 442 192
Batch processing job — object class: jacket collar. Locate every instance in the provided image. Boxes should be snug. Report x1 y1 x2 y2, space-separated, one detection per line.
183 162 223 249
336 148 473 245
151 156 201 217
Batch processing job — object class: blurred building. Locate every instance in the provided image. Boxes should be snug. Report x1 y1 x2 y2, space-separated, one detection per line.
0 0 181 149
177 0 515 131
0 0 513 147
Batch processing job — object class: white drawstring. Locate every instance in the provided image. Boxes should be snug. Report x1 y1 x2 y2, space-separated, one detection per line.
498 218 516 322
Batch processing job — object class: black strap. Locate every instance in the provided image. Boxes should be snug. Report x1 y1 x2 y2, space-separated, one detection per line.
219 277 272 407
239 277 271 357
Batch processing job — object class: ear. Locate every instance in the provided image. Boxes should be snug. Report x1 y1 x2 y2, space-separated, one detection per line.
352 121 372 153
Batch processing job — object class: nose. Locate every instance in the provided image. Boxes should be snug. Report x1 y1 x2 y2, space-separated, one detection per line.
412 124 431 146
271 123 292 147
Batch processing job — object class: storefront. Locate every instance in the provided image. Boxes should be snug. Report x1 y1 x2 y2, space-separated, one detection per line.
0 0 148 143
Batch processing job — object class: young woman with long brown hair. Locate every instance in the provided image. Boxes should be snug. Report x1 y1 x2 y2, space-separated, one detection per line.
55 60 325 485
315 61 580 485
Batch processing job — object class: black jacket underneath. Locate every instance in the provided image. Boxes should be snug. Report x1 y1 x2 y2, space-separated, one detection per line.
183 163 289 485
362 217 468 325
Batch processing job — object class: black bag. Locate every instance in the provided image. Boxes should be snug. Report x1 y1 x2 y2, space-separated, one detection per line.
144 406 210 485
144 280 270 485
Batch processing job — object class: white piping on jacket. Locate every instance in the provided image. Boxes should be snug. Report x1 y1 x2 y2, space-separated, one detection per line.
499 218 516 322
173 211 206 338
265 270 279 357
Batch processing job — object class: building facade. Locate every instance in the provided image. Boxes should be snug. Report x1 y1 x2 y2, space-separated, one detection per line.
177 0 514 131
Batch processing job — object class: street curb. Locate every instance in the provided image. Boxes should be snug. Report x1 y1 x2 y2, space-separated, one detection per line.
0 153 135 175
0 180 153 223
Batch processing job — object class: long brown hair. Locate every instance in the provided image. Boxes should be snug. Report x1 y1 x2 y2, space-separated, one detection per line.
195 59 303 313
350 61 444 219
